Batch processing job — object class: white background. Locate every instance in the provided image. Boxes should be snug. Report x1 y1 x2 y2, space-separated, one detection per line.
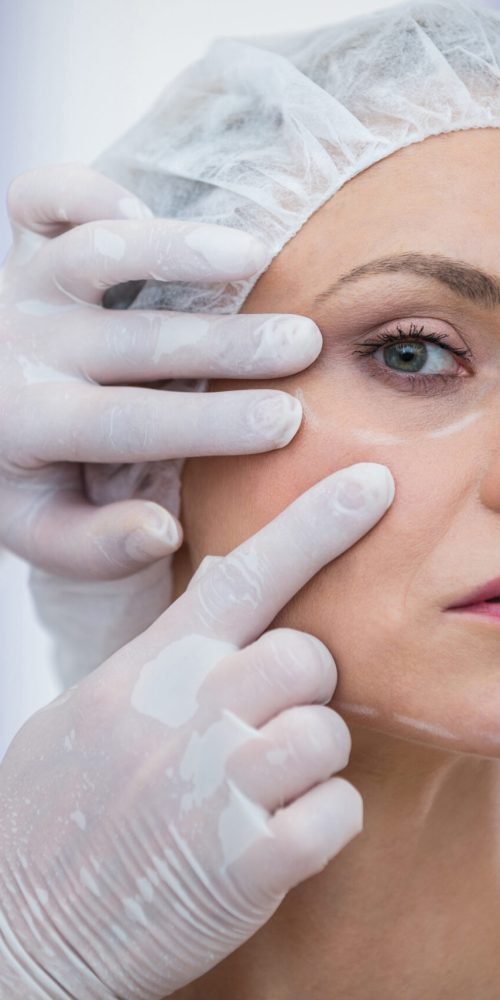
2 0 500 759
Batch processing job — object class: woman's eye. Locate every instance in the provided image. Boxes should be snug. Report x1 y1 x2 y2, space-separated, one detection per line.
374 339 461 376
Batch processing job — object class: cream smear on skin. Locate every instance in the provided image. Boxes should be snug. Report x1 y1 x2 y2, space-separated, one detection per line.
292 387 321 431
350 409 485 446
291 386 488 444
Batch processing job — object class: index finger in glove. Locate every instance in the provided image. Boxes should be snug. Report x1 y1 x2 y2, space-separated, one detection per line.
44 218 268 304
6 161 155 238
157 462 395 648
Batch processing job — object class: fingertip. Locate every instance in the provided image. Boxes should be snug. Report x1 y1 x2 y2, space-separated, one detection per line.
142 500 181 536
280 395 303 447
124 504 183 564
185 226 271 279
187 554 224 590
332 463 395 515
244 392 303 452
335 776 364 844
294 317 323 364
383 467 396 508
353 463 396 512
335 777 364 837
245 235 272 273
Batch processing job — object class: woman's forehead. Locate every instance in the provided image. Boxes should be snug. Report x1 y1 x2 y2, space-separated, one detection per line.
245 128 500 312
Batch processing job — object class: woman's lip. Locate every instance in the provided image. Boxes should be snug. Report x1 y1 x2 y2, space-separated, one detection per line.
447 576 500 609
447 601 500 621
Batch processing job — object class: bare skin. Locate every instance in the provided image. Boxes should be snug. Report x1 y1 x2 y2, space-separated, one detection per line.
167 129 500 999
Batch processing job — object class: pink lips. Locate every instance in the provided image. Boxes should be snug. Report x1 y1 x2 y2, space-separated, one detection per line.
447 576 500 621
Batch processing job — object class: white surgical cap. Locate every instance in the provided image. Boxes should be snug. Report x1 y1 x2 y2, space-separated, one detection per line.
88 0 500 560
94 0 500 315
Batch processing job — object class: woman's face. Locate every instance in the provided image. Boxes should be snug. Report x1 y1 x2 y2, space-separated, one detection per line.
181 128 500 758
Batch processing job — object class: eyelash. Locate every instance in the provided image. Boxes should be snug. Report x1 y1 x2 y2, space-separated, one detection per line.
353 321 473 395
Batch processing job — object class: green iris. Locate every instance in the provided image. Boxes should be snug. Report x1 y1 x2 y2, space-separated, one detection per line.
383 341 427 373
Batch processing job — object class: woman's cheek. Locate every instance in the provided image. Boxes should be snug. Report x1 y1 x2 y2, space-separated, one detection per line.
188 373 443 577
182 425 385 570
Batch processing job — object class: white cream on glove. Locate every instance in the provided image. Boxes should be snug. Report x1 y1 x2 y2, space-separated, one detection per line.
0 462 394 999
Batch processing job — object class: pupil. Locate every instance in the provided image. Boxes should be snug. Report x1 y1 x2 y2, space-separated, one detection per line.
384 341 427 373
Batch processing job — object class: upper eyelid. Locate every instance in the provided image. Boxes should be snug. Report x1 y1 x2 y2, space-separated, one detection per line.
353 320 474 360
321 301 474 346
359 332 464 353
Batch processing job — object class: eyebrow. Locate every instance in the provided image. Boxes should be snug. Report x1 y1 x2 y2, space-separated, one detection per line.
312 252 500 310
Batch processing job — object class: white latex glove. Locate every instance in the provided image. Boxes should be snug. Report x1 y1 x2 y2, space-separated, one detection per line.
0 462 394 1000
1 161 320 581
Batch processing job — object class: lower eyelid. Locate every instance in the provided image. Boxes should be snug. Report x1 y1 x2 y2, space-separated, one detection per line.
358 354 468 396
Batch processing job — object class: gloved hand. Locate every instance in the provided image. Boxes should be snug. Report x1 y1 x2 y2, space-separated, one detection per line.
0 462 394 1000
1 161 321 682
1 161 320 581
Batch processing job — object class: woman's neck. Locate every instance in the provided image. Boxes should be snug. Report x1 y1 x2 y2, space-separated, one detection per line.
172 726 500 999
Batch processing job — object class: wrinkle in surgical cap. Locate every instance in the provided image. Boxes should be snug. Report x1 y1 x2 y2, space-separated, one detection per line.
94 0 500 319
